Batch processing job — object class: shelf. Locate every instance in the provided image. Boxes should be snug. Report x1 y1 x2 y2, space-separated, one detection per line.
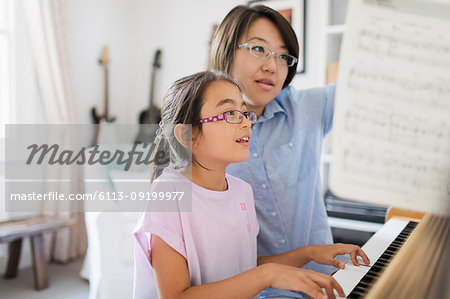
328 217 384 233
326 24 345 35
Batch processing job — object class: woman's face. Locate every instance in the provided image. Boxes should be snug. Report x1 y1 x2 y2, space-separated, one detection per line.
230 17 289 117
193 80 252 170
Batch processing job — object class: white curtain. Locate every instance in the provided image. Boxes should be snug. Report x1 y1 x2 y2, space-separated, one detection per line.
21 0 87 263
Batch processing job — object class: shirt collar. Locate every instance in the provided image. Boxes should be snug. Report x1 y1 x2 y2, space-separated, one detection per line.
257 94 287 123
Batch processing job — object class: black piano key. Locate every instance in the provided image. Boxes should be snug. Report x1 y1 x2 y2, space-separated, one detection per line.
369 268 384 276
383 249 397 255
379 252 391 259
391 240 404 245
361 273 378 280
348 288 368 299
351 285 368 297
347 291 363 299
374 260 387 267
347 221 418 298
356 280 371 287
375 257 389 264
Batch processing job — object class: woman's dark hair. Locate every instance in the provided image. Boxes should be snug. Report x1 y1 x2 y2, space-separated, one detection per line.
210 4 299 89
150 71 242 182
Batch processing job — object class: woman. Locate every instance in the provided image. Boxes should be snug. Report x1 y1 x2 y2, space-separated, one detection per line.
210 5 338 298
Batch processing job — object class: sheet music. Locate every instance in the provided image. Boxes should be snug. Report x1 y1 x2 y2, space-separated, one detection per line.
329 0 450 215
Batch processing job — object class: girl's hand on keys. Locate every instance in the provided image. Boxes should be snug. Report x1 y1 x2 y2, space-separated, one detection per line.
307 244 370 269
265 263 345 299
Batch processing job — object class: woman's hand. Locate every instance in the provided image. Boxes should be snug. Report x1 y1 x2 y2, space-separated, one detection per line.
266 263 345 299
306 244 370 269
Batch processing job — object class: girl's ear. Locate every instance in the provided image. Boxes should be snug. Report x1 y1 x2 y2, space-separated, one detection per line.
174 124 194 149
191 127 200 149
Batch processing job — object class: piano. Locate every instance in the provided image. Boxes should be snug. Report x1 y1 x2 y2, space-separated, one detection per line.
332 214 449 298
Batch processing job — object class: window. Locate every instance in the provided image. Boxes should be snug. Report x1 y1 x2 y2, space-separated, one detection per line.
0 0 14 139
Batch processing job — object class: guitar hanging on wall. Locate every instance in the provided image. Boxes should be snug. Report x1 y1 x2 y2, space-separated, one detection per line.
135 49 162 143
91 45 116 145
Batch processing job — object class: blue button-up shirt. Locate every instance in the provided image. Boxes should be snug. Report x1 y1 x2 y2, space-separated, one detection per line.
227 84 336 298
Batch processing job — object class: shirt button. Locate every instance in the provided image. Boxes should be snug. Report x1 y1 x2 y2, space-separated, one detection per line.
262 184 267 189
271 211 277 216
253 153 258 157
281 239 286 244
288 142 294 148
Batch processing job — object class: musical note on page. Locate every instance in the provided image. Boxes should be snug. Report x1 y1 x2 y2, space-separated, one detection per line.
329 0 450 215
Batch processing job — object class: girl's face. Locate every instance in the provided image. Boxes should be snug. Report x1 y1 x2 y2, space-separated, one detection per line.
193 80 251 170
230 17 289 117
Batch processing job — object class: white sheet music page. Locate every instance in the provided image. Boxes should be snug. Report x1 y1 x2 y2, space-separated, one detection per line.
329 0 450 216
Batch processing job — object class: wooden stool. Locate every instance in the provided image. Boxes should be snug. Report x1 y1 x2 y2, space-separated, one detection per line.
0 215 75 290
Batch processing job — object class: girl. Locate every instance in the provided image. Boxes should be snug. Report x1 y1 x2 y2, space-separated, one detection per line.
133 71 369 299
210 5 341 298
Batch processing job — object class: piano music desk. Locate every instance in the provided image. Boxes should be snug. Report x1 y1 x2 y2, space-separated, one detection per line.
385 206 425 223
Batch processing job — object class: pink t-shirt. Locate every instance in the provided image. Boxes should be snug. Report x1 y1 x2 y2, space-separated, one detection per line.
133 167 259 299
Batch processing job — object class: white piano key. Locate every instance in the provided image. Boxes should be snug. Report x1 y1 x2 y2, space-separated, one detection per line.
343 263 370 273
334 267 368 295
334 289 347 299
355 256 371 266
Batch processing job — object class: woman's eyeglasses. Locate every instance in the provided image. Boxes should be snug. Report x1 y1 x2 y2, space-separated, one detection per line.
199 110 257 125
237 43 298 67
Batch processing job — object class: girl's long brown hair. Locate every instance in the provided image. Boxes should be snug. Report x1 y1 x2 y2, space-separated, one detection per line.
150 71 242 182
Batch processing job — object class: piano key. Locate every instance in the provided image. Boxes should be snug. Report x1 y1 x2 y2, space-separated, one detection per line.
343 263 370 273
346 220 417 298
333 218 418 298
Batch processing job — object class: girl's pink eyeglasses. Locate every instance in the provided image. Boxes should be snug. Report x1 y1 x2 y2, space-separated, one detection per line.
199 110 257 125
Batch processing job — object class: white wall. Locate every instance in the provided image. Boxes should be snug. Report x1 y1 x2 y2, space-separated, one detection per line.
66 0 247 124
66 0 324 125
